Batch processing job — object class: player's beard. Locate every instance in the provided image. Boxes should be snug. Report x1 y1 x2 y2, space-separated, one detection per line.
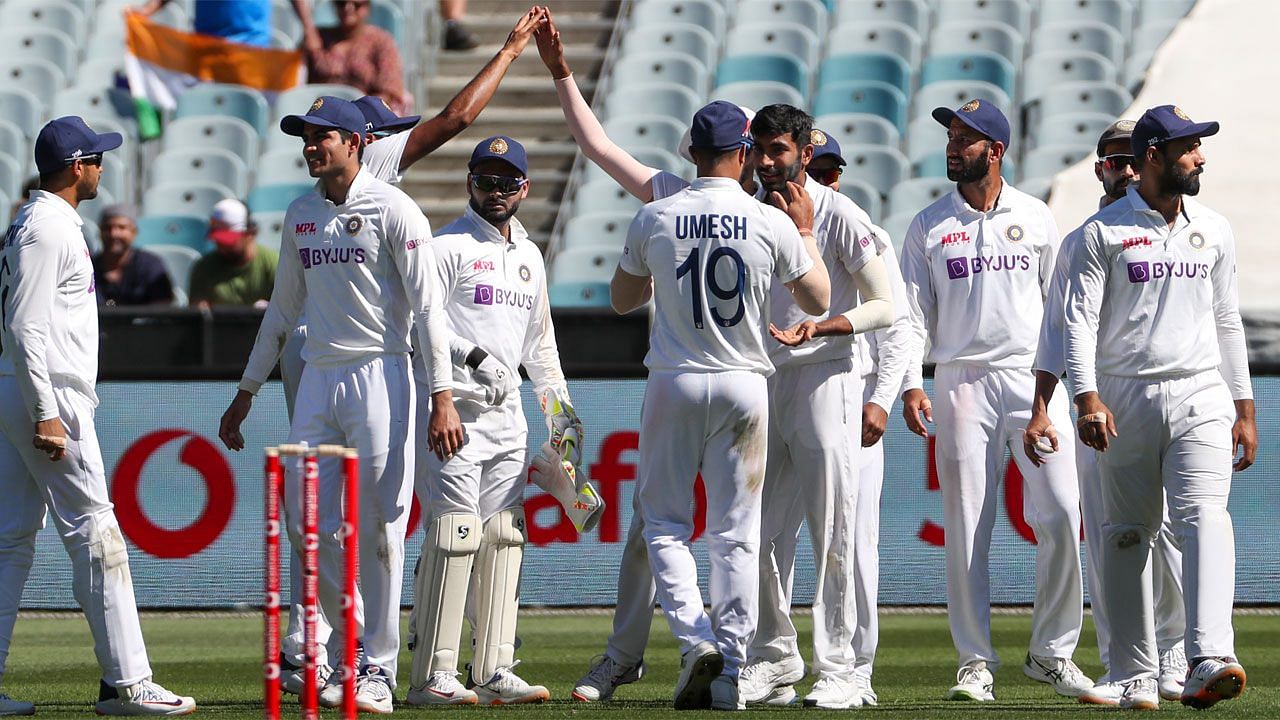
1163 163 1201 196
947 152 989 184
470 196 521 226
1102 174 1131 200
757 157 802 193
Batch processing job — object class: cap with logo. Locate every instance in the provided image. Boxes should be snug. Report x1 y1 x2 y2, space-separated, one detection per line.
1096 119 1136 157
280 96 367 137
353 95 421 134
931 98 1011 147
1130 105 1219 157
689 100 753 154
469 135 528 175
809 128 845 166
34 116 123 174
208 198 252 247
678 105 754 163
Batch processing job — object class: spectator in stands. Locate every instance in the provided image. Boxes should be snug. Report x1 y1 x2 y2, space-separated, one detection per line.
441 0 479 51
301 0 411 113
92 204 174 307
135 0 316 48
189 199 277 308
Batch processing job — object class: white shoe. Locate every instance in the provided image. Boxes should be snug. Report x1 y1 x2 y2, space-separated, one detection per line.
756 685 798 706
281 659 332 696
1158 646 1187 701
947 661 994 701
1078 680 1123 706
709 674 739 711
572 654 645 702
474 662 550 705
673 641 723 710
1023 653 1093 697
354 667 394 714
317 670 344 708
0 693 34 716
803 675 862 709
405 671 478 706
94 679 196 716
737 654 805 704
1119 676 1159 710
854 672 878 707
1181 657 1246 709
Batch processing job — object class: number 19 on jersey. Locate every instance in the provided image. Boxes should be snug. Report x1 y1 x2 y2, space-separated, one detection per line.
675 245 746 329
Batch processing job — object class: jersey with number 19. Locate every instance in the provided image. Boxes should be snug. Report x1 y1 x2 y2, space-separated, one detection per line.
620 177 812 375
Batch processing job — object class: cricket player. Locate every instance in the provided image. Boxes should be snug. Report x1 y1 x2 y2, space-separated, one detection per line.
1024 118 1187 705
0 117 195 716
899 99 1092 701
1061 105 1255 710
218 96 462 714
406 136 575 707
735 107 894 710
611 101 831 711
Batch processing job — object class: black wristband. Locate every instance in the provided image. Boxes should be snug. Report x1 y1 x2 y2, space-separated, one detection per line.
465 347 489 370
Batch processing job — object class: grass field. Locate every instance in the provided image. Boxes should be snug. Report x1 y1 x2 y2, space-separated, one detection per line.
4 611 1278 718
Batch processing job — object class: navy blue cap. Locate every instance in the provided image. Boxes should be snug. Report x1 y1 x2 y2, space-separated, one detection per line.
690 100 752 153
280 96 366 137
932 99 1011 147
469 136 528 175
34 116 122 174
809 128 845 166
353 95 420 134
1130 105 1219 156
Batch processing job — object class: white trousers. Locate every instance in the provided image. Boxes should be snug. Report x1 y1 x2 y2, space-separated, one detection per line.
933 365 1083 668
852 375 885 679
286 354 414 685
603 495 659 666
751 358 862 681
0 379 152 686
1078 441 1184 679
1096 371 1237 682
639 370 768 677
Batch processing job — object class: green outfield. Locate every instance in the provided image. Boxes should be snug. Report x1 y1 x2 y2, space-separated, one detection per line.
4 611 1278 718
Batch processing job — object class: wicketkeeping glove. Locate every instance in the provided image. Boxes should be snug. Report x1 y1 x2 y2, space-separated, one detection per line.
539 387 583 468
529 442 604 533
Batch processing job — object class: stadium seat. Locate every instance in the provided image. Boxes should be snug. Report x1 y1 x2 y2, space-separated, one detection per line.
0 189 9 230
1036 81 1133 121
603 116 687 156
842 144 910 193
930 21 1025 67
549 281 613 309
562 212 635 250
816 112 901 148
268 27 294 49
828 20 922 68
1122 53 1156 91
1022 51 1117 104
248 183 313 213
586 147 686 186
163 116 261 168
256 149 314 187
0 121 25 171
0 87 43 140
1138 0 1196 23
1133 20 1180 59
1032 21 1127 67
98 153 130 206
0 28 77 77
147 244 204 296
736 0 830 37
312 0 406 46
1033 112 1116 150
889 177 954 216
936 0 1031 36
717 54 809 95
622 25 719 71
911 81 1012 121
835 0 930 37
254 210 289 253
615 52 711 97
603 83 703 124
726 22 822 69
176 84 271 137
712 81 807 111
143 182 237 219
905 115 947 162
632 0 728 38
271 0 305 44
573 181 644 216
0 58 68 98
879 211 914 252
1021 144 1093 181
550 246 624 284
1040 0 1134 38
837 177 883 221
921 52 1016 98
136 216 211 252
6 0 87 45
52 85 138 132
152 148 250 198
276 84 364 118
1019 175 1053 201
812 81 908 133
0 155 21 201
817 53 912 96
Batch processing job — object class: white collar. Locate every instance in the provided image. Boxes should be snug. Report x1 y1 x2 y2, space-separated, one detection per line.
462 204 527 245
29 190 84 226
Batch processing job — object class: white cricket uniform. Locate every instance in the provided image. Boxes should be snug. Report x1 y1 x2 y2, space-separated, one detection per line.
750 181 877 683
1062 186 1250 682
0 191 152 687
900 182 1083 668
621 176 813 676
1034 204 1185 680
239 168 450 684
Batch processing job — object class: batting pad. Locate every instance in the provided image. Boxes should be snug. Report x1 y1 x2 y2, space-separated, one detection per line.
409 513 480 689
471 508 526 685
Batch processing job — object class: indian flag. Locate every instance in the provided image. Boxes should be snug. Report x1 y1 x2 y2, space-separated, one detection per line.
123 11 303 112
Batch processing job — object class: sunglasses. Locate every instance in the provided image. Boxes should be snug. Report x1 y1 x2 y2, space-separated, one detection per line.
1100 154 1135 171
65 154 102 167
806 166 843 185
470 174 527 194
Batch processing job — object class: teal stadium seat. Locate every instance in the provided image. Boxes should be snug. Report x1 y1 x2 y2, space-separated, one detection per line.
562 212 635 250
549 282 612 309
835 0 930 37
813 81 907 133
176 84 271 137
0 28 77 76
1032 21 1127 67
615 52 711 97
256 149 313 186
818 53 911 96
837 177 883 221
136 216 211 252
920 53 1016 98
726 22 821 69
930 21 1025 67
574 181 643 216
0 189 10 229
736 0 830 37
254 211 289 253
632 0 728 38
603 83 703 125
828 20 922 68
718 54 809 95
144 182 237 219
0 88 43 140
1034 112 1117 149
248 183 313 213
842 144 910 195
7 0 88 45
889 177 953 216
152 148 250 197
1023 51 1116 104
551 246 624 284
146 244 203 296
1040 0 1134 38
1133 20 1180 59
0 58 68 98
312 0 405 46
816 112 901 147
622 25 719 70
1021 144 1093 181
712 81 807 113
911 81 1012 121
603 116 687 156
937 0 1031 36
164 116 261 168
1019 176 1053 201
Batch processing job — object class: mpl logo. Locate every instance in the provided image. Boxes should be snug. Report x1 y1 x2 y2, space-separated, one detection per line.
473 284 494 305
295 222 317 236
941 231 970 246
946 257 970 279
1127 261 1151 283
1122 235 1150 250
473 260 495 272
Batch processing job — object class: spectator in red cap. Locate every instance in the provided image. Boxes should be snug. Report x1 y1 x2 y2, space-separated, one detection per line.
188 198 277 308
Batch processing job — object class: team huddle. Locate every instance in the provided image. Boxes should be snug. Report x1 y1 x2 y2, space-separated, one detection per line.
0 7 1258 718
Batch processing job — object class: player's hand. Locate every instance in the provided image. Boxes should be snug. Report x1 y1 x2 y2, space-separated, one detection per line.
428 391 465 461
218 390 253 452
503 6 546 58
861 402 887 448
1022 407 1059 467
902 388 932 438
32 417 68 462
534 9 570 79
767 181 815 232
769 321 817 347
471 352 517 406
1232 402 1257 472
1074 392 1117 453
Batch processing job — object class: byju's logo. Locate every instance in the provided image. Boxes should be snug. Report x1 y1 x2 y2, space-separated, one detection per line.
1127 261 1151 283
947 257 970 279
474 284 494 305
